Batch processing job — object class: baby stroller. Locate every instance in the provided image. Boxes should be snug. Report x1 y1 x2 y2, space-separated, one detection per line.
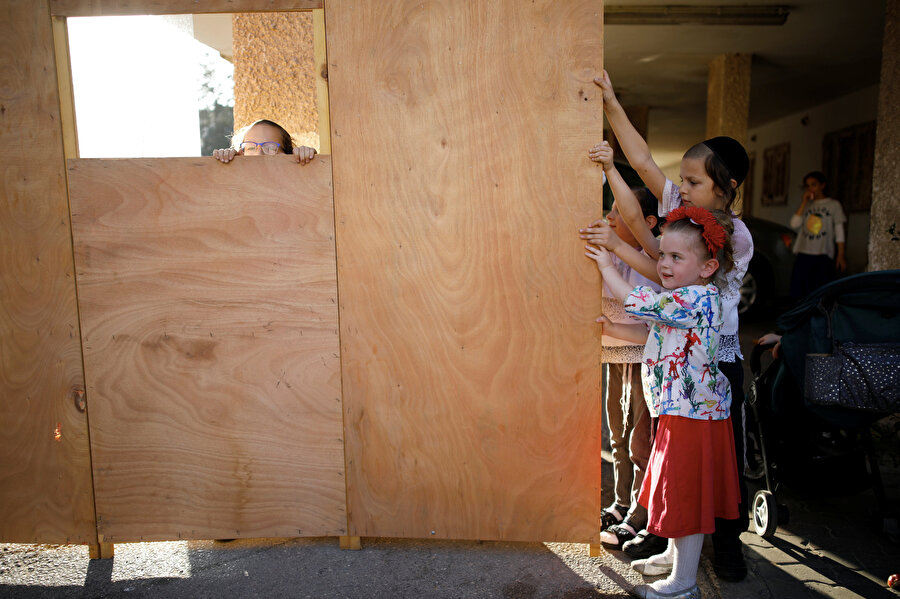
746 270 900 537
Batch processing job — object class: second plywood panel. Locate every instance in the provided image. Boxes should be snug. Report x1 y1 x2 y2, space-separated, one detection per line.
327 0 606 542
68 156 345 541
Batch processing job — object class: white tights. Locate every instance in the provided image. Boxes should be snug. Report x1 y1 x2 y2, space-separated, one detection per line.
651 534 703 593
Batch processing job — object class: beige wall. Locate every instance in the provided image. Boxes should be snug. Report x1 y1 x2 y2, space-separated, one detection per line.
232 12 318 149
746 86 879 275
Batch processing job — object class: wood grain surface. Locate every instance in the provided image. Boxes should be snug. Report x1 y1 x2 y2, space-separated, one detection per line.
51 0 322 16
0 0 97 543
68 156 346 541
327 0 606 542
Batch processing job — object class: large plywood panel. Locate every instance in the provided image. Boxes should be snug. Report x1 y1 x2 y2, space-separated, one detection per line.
327 0 605 542
0 0 97 543
68 156 346 541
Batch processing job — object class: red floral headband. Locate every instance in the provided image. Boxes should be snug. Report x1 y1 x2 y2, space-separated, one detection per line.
666 206 728 255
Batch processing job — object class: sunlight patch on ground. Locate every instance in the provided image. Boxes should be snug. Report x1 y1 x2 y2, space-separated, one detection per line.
0 543 89 586
111 541 192 581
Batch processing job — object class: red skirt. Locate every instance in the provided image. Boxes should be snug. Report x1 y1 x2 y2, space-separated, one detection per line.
639 415 740 538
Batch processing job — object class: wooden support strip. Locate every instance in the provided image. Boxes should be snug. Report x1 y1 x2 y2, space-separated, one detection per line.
0 0 96 546
588 544 603 558
313 8 330 155
88 542 114 559
51 0 322 17
339 536 361 550
51 17 79 159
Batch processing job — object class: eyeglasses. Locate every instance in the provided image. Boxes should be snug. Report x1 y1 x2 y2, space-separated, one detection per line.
239 141 282 155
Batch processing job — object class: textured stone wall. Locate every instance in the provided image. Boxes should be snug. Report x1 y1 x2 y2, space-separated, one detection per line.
706 53 751 215
706 53 751 144
868 0 900 271
232 12 318 149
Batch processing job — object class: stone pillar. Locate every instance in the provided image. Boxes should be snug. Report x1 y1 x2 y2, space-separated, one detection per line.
706 53 751 214
232 12 318 149
705 53 751 144
868 0 900 271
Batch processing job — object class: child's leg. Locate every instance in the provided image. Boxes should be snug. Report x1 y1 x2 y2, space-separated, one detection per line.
626 362 651 530
631 537 674 575
650 533 704 593
604 362 633 521
712 358 748 581
602 363 649 547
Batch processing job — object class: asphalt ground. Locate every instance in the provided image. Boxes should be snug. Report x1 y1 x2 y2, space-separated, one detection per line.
3 455 898 599
2 314 899 598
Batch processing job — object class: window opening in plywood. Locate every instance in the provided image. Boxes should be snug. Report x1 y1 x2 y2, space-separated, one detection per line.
66 12 319 158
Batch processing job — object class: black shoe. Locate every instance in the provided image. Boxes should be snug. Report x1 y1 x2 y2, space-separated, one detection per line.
713 546 747 582
599 521 638 549
622 529 668 558
600 503 629 530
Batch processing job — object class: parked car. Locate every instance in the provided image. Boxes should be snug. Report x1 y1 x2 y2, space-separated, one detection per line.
741 216 797 315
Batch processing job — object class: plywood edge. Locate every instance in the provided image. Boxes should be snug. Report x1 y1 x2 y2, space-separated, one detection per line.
89 542 114 559
313 8 331 155
51 0 323 17
339 535 361 550
52 17 79 159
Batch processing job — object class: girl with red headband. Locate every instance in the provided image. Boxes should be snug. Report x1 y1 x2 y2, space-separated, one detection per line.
590 70 753 586
586 207 739 599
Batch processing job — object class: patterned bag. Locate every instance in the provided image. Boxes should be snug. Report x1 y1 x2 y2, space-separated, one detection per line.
804 342 900 412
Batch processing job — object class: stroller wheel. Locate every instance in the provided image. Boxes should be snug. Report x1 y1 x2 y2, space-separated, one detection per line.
752 490 779 538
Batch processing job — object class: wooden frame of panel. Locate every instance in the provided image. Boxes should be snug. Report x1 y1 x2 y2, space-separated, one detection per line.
50 0 323 16
2 0 336 555
0 0 97 547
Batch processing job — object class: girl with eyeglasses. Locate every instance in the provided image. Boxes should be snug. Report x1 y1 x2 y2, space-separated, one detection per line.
213 119 317 165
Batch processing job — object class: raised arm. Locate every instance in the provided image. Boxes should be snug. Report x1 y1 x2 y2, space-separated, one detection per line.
580 219 661 284
584 244 637 302
594 70 667 200
595 316 650 344
589 141 660 259
612 242 661 284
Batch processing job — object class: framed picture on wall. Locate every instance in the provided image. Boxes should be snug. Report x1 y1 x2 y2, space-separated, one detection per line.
762 142 790 206
822 121 876 212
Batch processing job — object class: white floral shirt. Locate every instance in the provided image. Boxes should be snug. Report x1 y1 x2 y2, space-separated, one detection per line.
625 284 732 420
601 252 660 364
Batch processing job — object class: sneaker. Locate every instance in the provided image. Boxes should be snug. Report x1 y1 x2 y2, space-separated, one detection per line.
623 529 668 559
631 557 673 576
633 583 701 599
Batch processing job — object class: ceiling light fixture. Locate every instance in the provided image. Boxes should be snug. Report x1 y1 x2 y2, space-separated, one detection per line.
605 5 790 26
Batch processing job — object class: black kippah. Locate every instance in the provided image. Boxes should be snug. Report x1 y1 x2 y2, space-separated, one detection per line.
702 136 750 186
